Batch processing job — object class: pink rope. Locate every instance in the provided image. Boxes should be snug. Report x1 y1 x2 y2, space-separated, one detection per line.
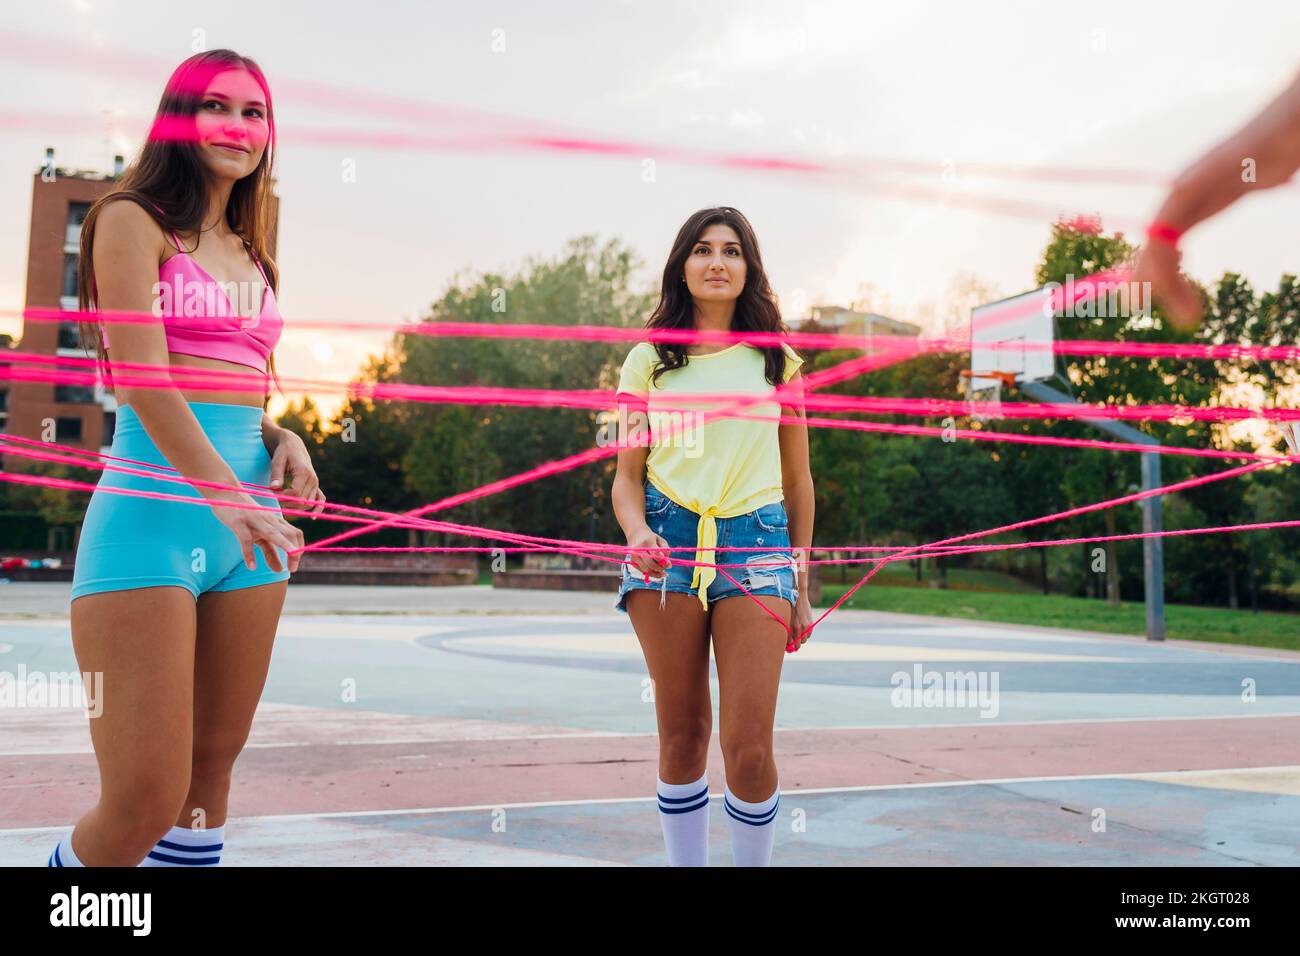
798 394 1300 425
304 515 1300 569
874 517 1300 565
17 304 1294 365
788 415 1288 461
5 32 1286 647
7 458 1294 636
14 267 1160 356
8 452 1287 580
799 456 1292 639
1 28 1215 199
12 351 1296 429
0 436 802 575
4 264 1279 633
0 433 910 556
4 423 1293 637
0 461 773 618
291 344 922 554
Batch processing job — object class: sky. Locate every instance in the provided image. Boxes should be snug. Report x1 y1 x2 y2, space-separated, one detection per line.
2 0 1299 419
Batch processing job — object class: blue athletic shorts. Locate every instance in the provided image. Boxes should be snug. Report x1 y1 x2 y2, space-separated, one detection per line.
71 402 291 602
614 480 799 613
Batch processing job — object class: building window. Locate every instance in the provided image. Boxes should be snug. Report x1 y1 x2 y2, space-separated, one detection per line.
55 384 96 404
65 202 91 246
56 416 83 443
0 388 7 433
58 322 82 350
61 252 79 299
101 410 116 446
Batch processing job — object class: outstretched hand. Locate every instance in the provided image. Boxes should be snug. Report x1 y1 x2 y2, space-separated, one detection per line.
1133 240 1204 331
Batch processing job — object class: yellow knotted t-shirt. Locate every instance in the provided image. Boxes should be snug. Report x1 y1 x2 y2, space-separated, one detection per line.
615 341 804 609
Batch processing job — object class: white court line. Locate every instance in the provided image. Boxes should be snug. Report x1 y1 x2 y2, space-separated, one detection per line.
3 709 1299 758
6 763 1297 836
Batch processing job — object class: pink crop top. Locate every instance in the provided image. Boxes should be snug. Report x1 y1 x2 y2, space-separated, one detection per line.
100 221 283 373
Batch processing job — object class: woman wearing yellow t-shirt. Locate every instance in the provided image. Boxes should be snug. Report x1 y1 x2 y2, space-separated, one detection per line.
611 206 815 867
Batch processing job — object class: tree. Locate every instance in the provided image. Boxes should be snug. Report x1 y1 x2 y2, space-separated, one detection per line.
1 460 86 550
1034 216 1216 605
280 236 652 554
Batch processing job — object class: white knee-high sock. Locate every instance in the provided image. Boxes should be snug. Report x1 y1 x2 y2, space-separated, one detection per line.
724 781 780 866
657 771 710 866
138 824 225 867
47 830 84 867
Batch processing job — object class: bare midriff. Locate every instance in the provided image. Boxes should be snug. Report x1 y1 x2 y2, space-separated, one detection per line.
112 351 269 408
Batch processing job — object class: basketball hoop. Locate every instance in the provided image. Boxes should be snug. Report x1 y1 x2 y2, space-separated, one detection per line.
958 369 1014 423
959 370 1017 389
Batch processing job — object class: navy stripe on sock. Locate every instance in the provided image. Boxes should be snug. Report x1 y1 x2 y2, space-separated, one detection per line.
53 843 64 867
147 850 221 865
657 786 708 805
156 838 224 853
724 795 780 826
658 795 710 814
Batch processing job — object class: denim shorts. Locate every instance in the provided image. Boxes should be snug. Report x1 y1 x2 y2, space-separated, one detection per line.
614 481 799 613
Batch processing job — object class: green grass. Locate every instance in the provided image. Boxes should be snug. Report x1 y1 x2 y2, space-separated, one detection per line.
816 582 1300 651
823 565 1041 594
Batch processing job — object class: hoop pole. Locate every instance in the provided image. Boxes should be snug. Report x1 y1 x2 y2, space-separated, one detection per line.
1018 379 1165 641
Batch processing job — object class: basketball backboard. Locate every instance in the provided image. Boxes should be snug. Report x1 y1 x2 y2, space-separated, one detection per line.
967 285 1056 392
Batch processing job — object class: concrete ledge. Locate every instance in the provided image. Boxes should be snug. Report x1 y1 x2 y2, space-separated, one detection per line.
1 568 72 582
291 569 477 587
494 569 621 592
291 551 477 587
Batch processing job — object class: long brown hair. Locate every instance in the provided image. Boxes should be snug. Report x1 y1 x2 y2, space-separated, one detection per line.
77 49 280 392
645 206 794 387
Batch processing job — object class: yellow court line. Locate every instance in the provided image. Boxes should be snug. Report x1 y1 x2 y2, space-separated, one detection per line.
1127 765 1300 797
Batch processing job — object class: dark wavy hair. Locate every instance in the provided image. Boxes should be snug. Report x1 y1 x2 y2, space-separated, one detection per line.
77 49 279 390
645 206 795 387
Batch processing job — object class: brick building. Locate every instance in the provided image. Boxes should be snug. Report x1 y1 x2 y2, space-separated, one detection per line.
5 151 123 451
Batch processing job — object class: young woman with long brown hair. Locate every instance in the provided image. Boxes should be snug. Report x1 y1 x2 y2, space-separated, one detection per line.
47 50 325 867
611 206 815 866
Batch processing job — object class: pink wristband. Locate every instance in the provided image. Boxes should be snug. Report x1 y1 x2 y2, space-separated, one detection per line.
1146 221 1183 246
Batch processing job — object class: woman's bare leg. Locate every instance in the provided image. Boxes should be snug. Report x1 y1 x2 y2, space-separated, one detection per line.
711 593 790 865
710 594 790 800
180 581 287 828
67 587 197 866
626 590 713 779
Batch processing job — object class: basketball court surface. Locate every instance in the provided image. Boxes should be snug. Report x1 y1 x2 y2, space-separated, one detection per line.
3 581 1299 866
